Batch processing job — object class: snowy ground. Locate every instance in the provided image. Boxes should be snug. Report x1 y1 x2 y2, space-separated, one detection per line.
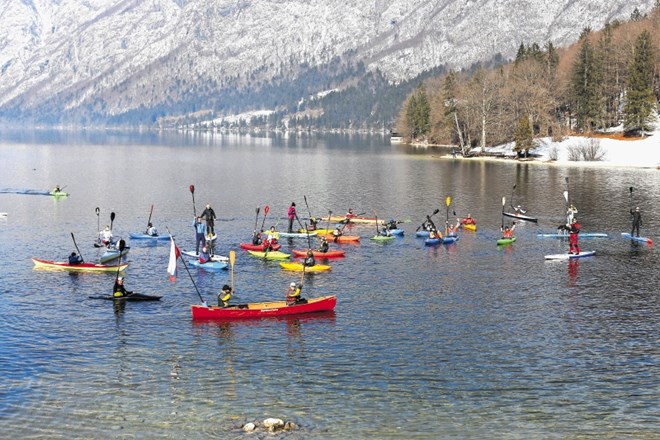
483 119 660 169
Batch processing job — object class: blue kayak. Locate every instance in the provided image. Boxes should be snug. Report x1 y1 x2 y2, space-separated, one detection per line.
416 230 431 238
389 229 404 236
188 259 228 271
621 233 653 244
425 236 458 246
129 232 171 240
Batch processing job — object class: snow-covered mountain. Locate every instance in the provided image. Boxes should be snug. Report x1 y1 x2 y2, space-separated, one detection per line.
0 0 655 126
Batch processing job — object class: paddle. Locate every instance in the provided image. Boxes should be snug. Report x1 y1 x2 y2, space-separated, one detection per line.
167 227 205 304
189 185 196 217
417 208 440 231
114 239 126 283
70 232 85 263
260 205 270 232
229 250 236 294
110 212 115 231
629 186 634 210
509 184 517 210
252 206 260 241
145 204 154 234
445 196 451 234
501 196 506 229
303 195 313 222
95 207 100 235
374 212 379 236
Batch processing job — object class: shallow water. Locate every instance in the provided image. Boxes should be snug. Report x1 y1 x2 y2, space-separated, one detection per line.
0 131 658 439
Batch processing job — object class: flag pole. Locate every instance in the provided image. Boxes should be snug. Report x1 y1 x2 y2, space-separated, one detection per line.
167 228 205 304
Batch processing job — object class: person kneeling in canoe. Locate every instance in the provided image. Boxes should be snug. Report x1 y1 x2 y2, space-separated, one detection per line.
303 250 316 267
113 277 133 298
286 282 307 306
218 285 232 308
68 252 83 265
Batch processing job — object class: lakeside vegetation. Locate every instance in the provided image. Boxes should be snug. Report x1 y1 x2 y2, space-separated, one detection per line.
397 7 660 155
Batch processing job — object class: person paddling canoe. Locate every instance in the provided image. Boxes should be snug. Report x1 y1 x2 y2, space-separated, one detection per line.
68 252 83 265
218 284 232 308
286 282 307 306
501 223 516 239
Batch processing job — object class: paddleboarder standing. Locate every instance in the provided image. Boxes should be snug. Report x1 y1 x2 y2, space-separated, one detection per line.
630 207 642 237
193 217 207 254
201 204 217 235
287 202 297 233
567 217 581 254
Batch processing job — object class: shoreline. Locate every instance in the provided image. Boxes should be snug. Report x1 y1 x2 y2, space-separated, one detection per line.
431 153 660 170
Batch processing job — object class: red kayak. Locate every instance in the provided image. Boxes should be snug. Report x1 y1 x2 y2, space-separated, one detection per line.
191 295 337 320
291 249 346 258
239 242 282 251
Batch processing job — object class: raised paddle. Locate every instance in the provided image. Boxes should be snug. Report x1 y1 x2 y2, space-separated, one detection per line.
252 206 261 240
445 196 451 234
70 232 85 263
260 205 270 232
95 207 100 234
145 204 154 234
189 185 197 217
501 196 506 229
229 250 236 294
110 212 115 231
629 186 634 210
114 239 126 284
303 195 313 220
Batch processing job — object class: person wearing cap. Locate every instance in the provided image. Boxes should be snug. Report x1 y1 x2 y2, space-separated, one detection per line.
201 204 217 235
630 206 642 237
287 202 297 233
113 277 133 298
218 285 232 307
286 282 305 305
146 222 158 236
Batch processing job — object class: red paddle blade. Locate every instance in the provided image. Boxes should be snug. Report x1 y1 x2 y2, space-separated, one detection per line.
264 205 270 215
189 185 195 193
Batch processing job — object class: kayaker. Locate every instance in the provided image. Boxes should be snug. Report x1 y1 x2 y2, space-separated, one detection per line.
303 250 316 267
201 204 217 235
429 227 442 239
332 225 343 242
265 226 279 250
146 222 158 236
385 219 399 231
513 205 527 214
345 208 356 219
193 217 207 254
199 246 210 264
501 223 516 239
286 282 306 306
567 217 581 254
630 207 642 237
318 237 330 253
113 277 133 298
287 202 297 233
53 185 61 193
252 229 263 245
101 225 113 246
308 217 319 231
218 284 232 307
378 223 392 237
446 219 460 237
421 215 435 232
68 252 83 265
461 214 476 226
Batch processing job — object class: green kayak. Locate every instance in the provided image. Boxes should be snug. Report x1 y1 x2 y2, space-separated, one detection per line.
247 250 291 260
497 236 517 245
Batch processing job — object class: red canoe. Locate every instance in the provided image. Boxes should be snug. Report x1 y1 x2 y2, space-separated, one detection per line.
291 249 346 258
239 242 282 251
191 295 337 320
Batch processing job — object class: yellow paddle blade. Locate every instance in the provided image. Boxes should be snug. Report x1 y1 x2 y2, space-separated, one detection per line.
445 196 451 207
229 250 236 267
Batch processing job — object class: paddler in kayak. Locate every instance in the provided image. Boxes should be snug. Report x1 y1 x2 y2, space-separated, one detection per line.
252 229 263 245
146 222 158 236
318 237 330 253
218 284 232 307
265 226 279 250
460 213 476 227
429 227 442 240
199 246 210 264
420 215 435 232
286 282 307 306
345 208 356 219
101 225 113 246
113 276 133 298
446 219 460 237
501 223 516 239
332 225 344 242
303 250 316 267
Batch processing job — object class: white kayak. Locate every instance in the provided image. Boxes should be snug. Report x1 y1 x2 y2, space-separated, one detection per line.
544 251 595 260
181 250 229 263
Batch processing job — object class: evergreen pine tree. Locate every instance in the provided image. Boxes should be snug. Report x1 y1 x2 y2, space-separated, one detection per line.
623 30 656 133
514 116 534 156
570 39 603 132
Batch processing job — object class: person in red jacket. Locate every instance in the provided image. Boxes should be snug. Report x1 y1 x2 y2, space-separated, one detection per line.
567 217 581 254
287 202 297 233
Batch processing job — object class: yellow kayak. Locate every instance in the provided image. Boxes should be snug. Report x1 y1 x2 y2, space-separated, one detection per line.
279 262 332 272
462 223 477 231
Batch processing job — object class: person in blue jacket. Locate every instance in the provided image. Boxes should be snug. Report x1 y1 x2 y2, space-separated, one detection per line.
193 216 207 254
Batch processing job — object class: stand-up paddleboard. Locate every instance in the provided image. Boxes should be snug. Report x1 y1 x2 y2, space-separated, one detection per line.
537 232 608 238
544 251 595 260
621 233 653 245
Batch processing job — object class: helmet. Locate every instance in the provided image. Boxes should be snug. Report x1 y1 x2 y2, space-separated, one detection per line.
118 276 124 281
290 282 296 288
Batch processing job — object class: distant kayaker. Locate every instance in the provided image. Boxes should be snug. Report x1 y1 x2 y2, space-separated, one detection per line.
201 204 217 235
421 215 435 232
303 250 316 267
193 217 207 254
384 219 399 231
461 214 476 226
68 252 83 265
501 223 516 239
286 282 306 306
218 284 232 307
287 202 297 233
318 237 329 253
265 226 279 248
101 225 113 246
446 219 460 237
513 205 527 214
308 217 319 231
429 227 442 239
630 207 642 237
332 225 343 242
146 222 158 236
113 277 133 298
252 229 263 245
199 246 210 264
345 208 356 219
53 185 61 193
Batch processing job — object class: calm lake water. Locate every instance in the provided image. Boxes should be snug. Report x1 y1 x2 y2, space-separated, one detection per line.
1 130 658 439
